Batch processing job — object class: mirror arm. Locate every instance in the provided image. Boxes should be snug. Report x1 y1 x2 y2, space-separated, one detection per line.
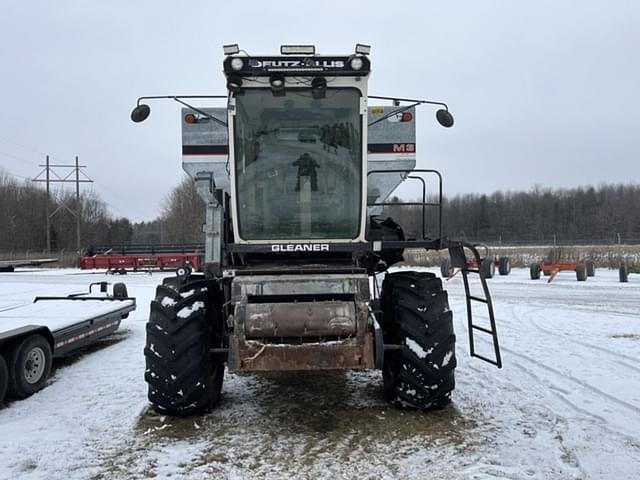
368 101 421 127
368 95 449 111
136 95 229 127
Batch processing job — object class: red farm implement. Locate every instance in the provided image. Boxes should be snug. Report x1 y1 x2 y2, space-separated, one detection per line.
441 248 511 280
529 259 595 282
79 244 203 273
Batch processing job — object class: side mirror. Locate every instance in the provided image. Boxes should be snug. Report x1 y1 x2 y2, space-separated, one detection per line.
436 109 454 128
130 104 151 123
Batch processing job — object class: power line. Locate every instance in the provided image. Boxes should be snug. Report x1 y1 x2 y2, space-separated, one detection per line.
0 135 49 158
0 168 31 181
0 150 39 167
0 135 67 164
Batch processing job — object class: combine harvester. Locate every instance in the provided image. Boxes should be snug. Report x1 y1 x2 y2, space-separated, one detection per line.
130 44 502 415
0 282 135 404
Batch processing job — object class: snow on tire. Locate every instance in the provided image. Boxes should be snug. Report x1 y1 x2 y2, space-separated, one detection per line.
381 271 456 410
144 278 224 416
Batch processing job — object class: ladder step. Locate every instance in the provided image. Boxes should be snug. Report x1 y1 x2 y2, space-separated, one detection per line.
471 324 495 335
472 352 501 367
464 269 480 274
469 295 488 304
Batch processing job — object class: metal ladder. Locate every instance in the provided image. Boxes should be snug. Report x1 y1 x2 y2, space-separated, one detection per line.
448 243 502 368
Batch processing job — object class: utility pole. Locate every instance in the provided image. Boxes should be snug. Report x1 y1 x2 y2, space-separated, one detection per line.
33 156 93 253
75 156 81 252
45 155 51 252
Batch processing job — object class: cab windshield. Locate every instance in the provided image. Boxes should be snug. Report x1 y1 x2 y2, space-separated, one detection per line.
233 88 362 241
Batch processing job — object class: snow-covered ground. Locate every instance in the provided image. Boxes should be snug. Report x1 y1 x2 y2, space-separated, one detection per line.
1 267 639 479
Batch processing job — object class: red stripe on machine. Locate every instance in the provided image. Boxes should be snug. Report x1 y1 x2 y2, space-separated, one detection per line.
55 320 120 348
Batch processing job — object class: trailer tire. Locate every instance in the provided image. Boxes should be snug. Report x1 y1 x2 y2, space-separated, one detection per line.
145 277 224 416
381 271 455 410
440 258 453 278
6 334 52 399
619 265 628 283
585 260 595 277
498 257 511 276
480 258 495 279
0 354 8 403
530 263 541 280
575 263 587 281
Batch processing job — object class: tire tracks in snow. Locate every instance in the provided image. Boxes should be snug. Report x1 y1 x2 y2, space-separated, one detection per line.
451 299 640 444
518 305 640 373
452 308 588 478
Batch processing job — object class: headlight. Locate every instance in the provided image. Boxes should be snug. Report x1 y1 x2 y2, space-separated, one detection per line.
231 58 244 71
349 57 364 71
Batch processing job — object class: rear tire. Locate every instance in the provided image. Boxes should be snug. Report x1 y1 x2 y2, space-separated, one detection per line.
575 263 587 281
381 271 455 410
0 354 8 403
619 265 629 283
6 334 52 399
585 260 595 277
480 258 495 279
144 277 225 416
498 257 511 275
530 263 541 280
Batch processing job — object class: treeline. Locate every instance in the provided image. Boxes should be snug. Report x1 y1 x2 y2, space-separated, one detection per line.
0 171 133 252
3 167 639 252
0 171 204 252
131 177 205 246
388 184 640 244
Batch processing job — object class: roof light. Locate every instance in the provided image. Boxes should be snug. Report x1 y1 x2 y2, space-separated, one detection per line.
355 44 371 55
223 44 240 55
230 57 244 71
280 45 316 55
349 57 364 71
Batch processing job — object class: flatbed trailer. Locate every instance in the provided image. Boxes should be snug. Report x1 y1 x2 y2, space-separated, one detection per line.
0 282 135 403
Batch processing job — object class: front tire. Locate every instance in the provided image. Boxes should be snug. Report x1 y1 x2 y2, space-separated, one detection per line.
144 277 225 415
381 271 456 410
6 334 52 399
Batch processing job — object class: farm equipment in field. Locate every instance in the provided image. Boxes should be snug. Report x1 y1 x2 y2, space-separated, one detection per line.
440 251 511 279
529 259 595 282
130 43 502 416
80 244 203 273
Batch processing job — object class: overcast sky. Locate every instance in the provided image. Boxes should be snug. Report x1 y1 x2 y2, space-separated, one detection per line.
1 1 639 222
